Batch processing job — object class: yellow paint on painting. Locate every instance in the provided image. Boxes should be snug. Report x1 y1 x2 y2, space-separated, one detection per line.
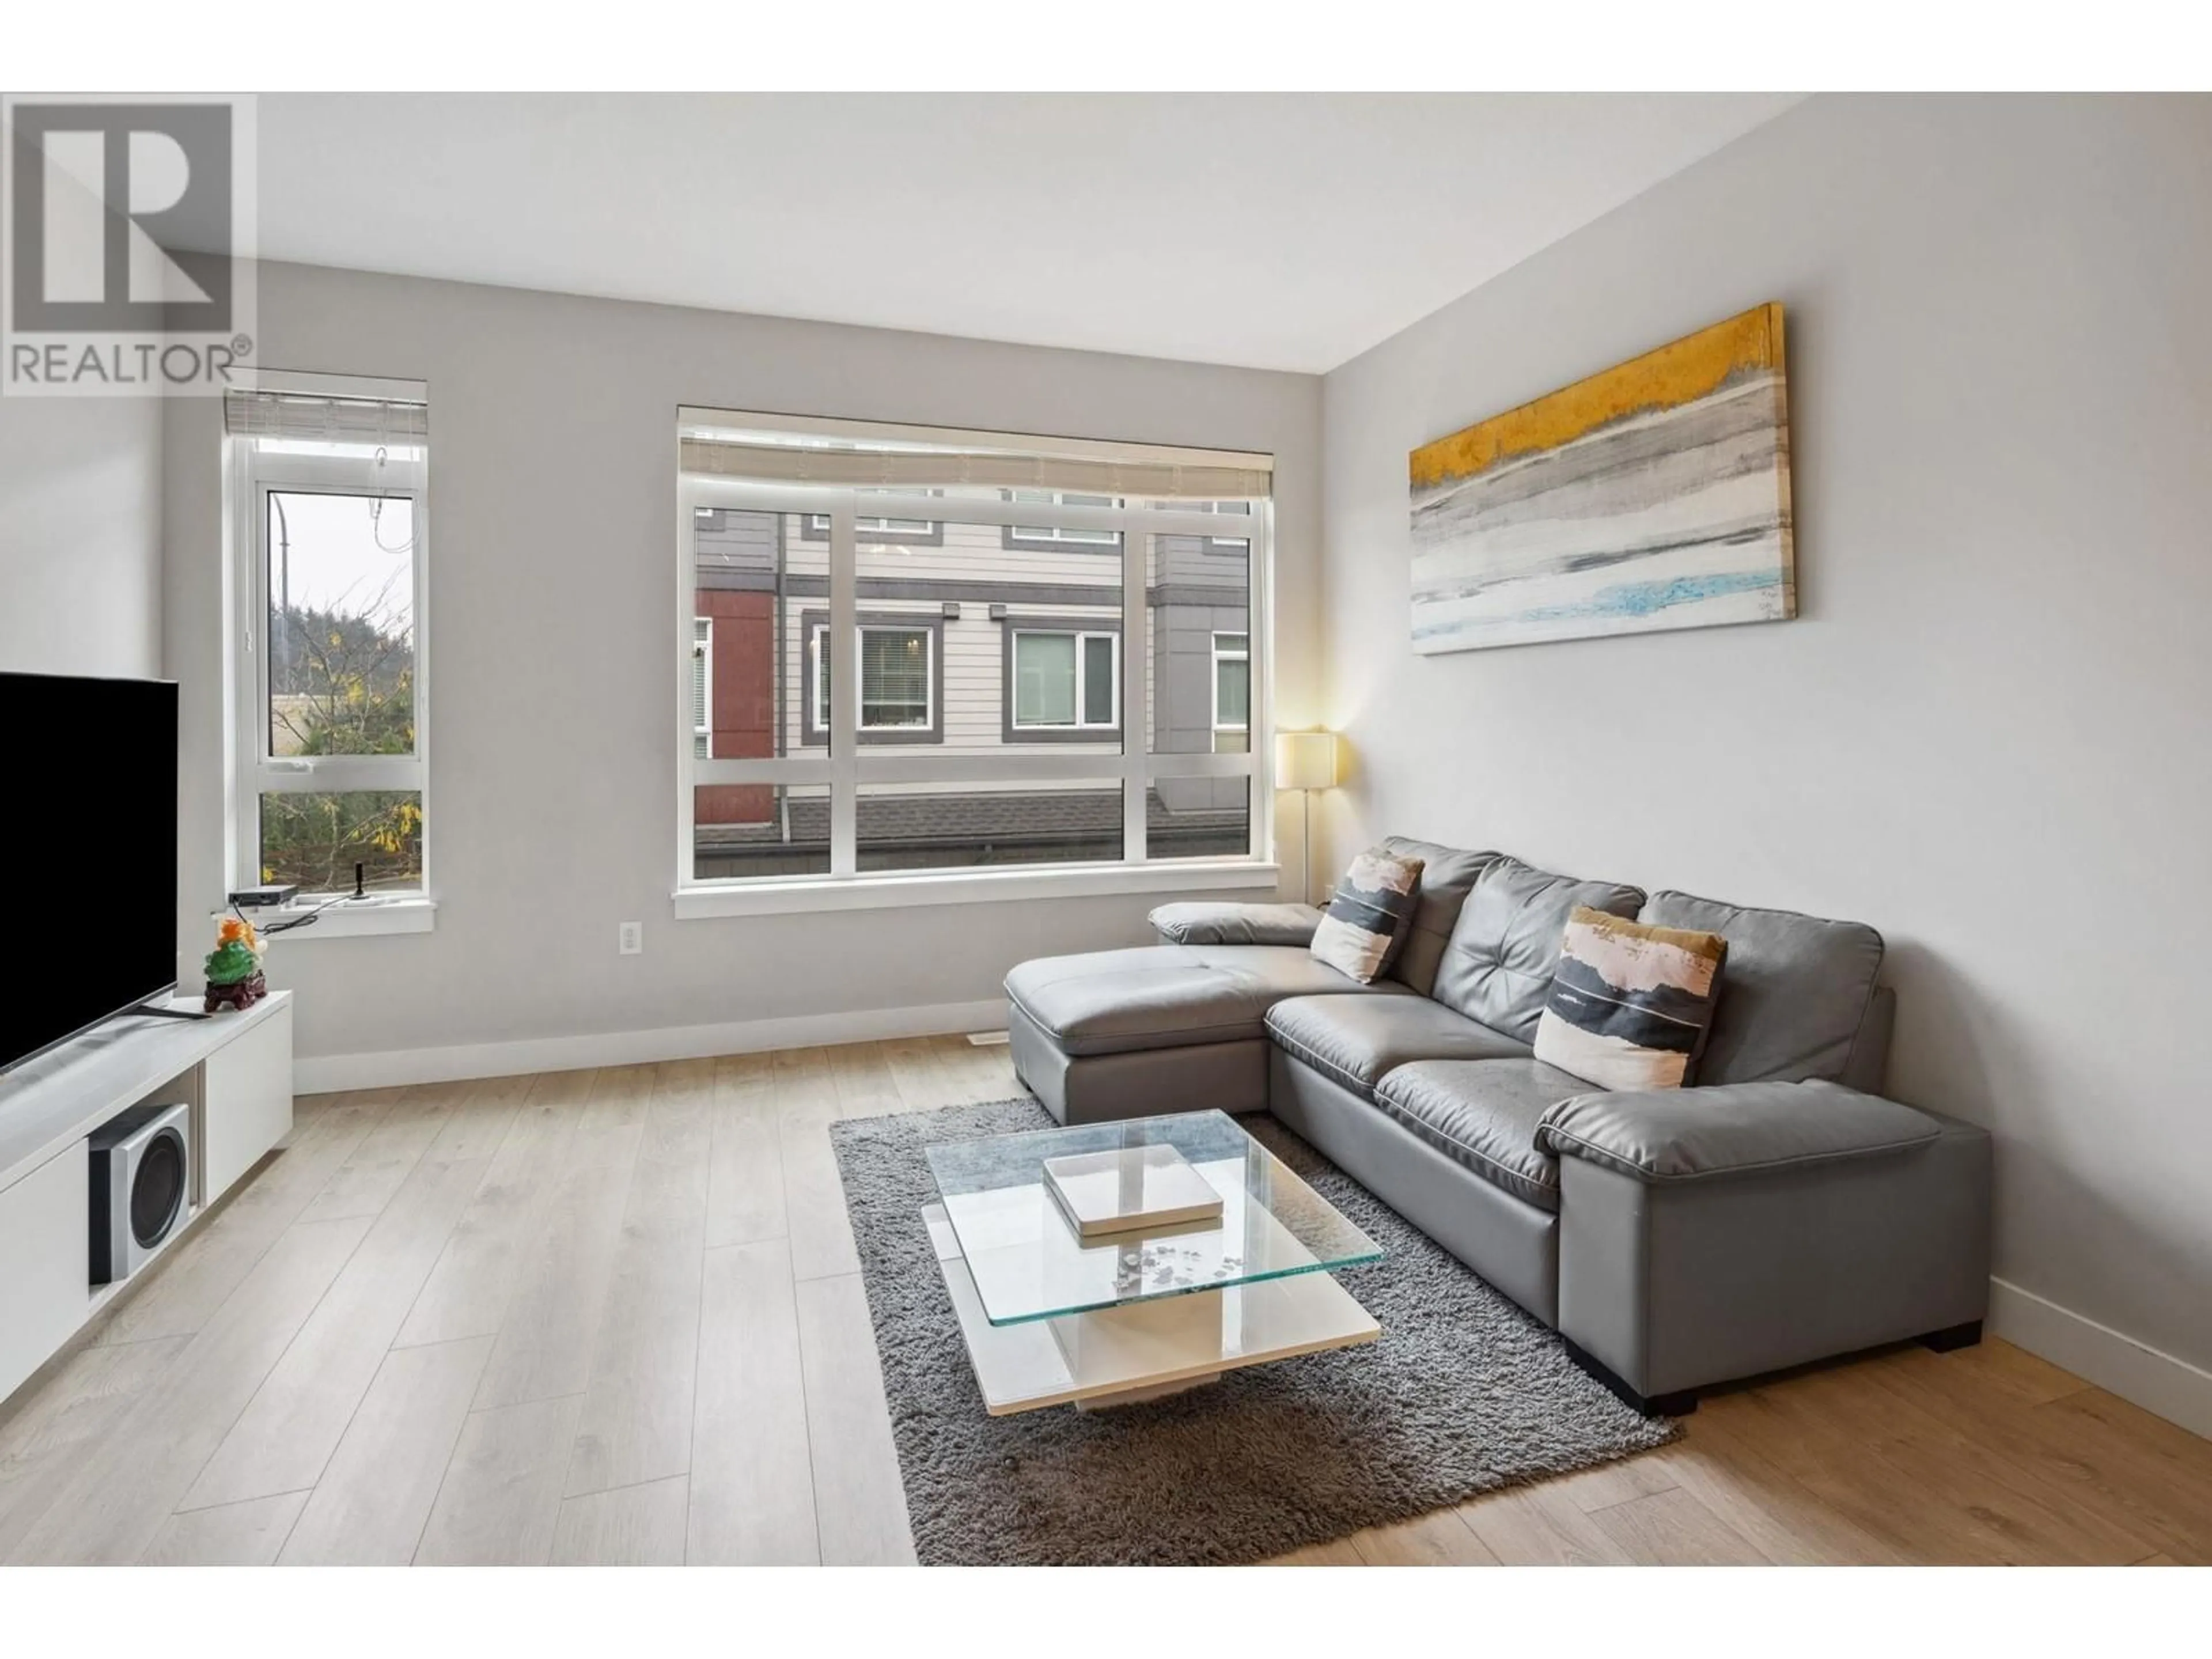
1410 303 1785 490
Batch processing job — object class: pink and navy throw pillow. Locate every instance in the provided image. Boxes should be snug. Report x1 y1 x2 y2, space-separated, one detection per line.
1309 847 1427 984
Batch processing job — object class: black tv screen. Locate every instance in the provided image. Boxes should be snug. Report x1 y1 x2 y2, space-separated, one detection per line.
0 672 180 1072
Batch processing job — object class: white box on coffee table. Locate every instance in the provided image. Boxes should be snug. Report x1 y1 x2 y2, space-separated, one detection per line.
1043 1143 1224 1240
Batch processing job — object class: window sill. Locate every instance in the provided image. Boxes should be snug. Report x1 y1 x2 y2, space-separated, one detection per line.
215 896 438 940
673 861 1279 919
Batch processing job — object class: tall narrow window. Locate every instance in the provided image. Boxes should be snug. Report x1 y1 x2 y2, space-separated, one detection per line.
677 409 1271 897
228 377 430 898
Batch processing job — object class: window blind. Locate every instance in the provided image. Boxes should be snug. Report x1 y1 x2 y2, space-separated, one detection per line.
678 435 1270 499
225 389 430 443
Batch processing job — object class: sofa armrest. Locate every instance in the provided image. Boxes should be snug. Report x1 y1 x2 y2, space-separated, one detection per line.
1536 1079 1941 1184
1148 901 1324 947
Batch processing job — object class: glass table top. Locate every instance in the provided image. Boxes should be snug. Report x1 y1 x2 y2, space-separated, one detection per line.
922 1110 1382 1327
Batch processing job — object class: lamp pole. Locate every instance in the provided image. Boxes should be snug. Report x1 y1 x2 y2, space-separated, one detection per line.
1302 787 1313 907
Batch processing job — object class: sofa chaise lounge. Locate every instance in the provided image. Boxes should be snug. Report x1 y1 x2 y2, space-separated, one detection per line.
1003 837 1993 1414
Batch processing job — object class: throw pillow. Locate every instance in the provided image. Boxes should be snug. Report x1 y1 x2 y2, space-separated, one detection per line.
1309 847 1427 983
1533 906 1728 1090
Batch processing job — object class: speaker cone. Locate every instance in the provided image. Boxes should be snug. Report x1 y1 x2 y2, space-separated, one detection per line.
131 1128 185 1248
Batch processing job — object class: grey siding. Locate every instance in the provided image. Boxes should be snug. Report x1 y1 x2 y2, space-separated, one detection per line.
694 506 779 588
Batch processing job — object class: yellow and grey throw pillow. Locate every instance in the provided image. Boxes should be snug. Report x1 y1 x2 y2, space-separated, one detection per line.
1310 847 1427 984
1533 907 1728 1090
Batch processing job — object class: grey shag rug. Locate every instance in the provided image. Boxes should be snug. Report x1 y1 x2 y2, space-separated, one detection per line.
827 1099 1676 1566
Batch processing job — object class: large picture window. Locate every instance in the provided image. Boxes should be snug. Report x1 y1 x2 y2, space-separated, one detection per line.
227 376 430 900
677 409 1272 907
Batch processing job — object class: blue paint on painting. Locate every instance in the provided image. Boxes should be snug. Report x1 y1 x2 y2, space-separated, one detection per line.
1509 568 1783 625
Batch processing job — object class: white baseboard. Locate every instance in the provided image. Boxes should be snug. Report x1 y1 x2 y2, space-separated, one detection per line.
1988 1276 2212 1440
293 998 1009 1094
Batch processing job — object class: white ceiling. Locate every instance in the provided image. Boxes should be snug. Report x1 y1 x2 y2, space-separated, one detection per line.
256 93 1802 374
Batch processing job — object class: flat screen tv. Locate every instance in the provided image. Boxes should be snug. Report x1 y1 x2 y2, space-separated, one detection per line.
0 672 180 1073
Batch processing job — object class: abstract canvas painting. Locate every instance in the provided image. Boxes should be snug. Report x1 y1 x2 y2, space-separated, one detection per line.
1408 302 1795 653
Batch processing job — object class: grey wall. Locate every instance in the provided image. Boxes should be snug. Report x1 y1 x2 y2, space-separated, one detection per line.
0 397 163 677
1319 94 2212 1373
165 262 1320 1069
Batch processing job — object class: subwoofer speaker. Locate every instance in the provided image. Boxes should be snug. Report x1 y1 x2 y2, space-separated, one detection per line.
88 1101 191 1285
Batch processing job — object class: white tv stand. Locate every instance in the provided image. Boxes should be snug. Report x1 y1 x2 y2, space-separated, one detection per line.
0 992 294 1406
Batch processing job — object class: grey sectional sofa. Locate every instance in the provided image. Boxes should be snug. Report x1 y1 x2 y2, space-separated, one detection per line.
1003 837 1992 1414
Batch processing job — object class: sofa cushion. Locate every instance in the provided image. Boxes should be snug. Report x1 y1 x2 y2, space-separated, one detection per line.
1372 1058 1591 1212
1265 995 1529 1100
1148 901 1323 947
1640 891 1885 1086
1378 838 1501 997
1310 846 1426 983
1004 945 1409 1058
1536 1078 1942 1184
1430 856 1645 1042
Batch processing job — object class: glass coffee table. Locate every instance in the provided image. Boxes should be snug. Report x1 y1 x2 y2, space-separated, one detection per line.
923 1111 1384 1415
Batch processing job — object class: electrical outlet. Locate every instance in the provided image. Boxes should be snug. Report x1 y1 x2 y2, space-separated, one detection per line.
618 921 643 956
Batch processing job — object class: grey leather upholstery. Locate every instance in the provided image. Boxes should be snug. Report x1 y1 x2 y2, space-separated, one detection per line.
1377 838 1501 998
1011 1000 1270 1125
1557 1108 1991 1397
1842 986 1895 1094
1370 1058 1589 1211
1263 995 1528 1099
1430 855 1643 1041
1004 945 1406 1058
1270 1048 1559 1325
1641 890 1885 1086
1537 1078 1941 1184
1003 836 1991 1410
1148 901 1324 947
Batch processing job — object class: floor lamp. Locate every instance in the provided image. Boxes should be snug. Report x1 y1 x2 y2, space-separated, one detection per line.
1275 731 1340 906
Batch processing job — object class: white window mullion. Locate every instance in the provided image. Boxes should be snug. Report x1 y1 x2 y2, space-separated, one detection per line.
1253 501 1275 865
696 756 834 787
255 756 423 795
676 482 701 886
828 499 858 877
225 439 253 891
410 478 433 898
1122 515 1147 865
240 468 272 889
852 751 1127 786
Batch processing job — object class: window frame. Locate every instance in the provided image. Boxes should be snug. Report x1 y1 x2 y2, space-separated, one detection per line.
1002 489 1123 552
676 414 1275 913
692 615 714 759
231 418 431 907
1002 621 1122 743
1211 630 1251 736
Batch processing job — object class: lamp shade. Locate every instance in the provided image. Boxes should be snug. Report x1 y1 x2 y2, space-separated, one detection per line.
1275 730 1339 792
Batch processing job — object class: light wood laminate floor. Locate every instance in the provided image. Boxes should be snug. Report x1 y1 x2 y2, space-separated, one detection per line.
2 1037 2205 1566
